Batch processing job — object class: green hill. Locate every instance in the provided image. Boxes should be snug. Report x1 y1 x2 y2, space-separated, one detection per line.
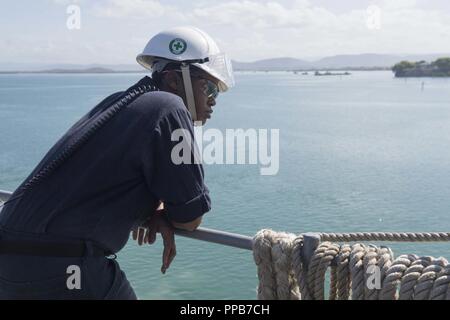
393 58 450 77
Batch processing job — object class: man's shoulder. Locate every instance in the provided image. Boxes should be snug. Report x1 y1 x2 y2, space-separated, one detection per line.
141 91 186 112
130 91 189 122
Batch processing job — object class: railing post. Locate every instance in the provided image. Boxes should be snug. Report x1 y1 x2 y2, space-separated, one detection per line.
301 233 321 270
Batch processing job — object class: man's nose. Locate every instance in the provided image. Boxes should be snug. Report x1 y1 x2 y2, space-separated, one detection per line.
208 97 216 107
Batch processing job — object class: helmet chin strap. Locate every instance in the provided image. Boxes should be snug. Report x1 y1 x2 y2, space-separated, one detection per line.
180 63 199 125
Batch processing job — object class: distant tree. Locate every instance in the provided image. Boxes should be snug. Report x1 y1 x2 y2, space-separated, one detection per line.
393 58 450 77
392 61 416 75
433 58 450 73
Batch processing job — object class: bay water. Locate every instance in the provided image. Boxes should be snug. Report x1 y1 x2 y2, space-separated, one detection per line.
1 71 449 299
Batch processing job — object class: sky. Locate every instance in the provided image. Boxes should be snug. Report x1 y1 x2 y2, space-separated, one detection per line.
0 0 450 66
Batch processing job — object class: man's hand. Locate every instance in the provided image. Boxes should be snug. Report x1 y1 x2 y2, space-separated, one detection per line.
132 208 176 274
171 216 203 232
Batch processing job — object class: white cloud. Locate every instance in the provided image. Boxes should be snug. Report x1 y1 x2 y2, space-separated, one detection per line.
181 0 450 59
2 0 450 64
87 0 450 56
93 0 172 18
189 1 335 29
49 0 84 5
381 0 418 10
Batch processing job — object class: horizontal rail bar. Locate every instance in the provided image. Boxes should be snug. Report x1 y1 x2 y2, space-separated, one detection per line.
0 190 254 251
0 190 11 202
4 189 448 251
175 227 253 251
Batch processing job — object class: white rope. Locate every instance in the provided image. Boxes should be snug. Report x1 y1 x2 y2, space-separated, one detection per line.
253 230 301 300
253 229 450 300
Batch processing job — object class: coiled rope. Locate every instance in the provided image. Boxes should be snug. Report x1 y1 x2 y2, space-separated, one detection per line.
319 232 450 242
253 229 450 300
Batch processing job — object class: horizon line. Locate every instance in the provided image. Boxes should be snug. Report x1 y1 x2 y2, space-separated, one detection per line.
2 52 450 67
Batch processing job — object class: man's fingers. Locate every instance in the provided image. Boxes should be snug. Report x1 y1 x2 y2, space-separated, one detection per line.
161 235 176 274
138 227 145 246
132 229 137 241
161 244 170 274
167 245 176 268
161 247 176 273
147 222 157 245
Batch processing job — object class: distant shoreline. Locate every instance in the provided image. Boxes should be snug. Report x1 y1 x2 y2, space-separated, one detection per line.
0 67 391 74
3 54 449 74
0 68 147 75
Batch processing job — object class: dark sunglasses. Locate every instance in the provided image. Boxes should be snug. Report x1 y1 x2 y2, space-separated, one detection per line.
201 79 219 100
170 70 219 100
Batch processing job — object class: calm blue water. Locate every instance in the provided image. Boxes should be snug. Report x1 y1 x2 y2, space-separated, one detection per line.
1 71 450 299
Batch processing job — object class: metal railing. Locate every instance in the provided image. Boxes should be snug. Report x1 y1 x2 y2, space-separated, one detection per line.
4 189 449 269
0 190 11 202
0 190 254 251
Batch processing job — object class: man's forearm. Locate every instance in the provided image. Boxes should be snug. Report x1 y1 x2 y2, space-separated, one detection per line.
171 217 202 232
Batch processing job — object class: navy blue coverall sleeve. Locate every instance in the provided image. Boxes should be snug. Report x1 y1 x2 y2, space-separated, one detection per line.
144 107 211 223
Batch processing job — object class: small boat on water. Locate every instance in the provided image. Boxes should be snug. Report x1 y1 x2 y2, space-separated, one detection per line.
293 71 309 75
315 71 351 76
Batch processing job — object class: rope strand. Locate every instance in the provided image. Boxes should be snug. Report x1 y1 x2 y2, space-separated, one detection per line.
253 229 450 300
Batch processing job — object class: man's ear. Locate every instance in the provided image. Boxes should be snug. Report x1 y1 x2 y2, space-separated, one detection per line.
163 70 180 92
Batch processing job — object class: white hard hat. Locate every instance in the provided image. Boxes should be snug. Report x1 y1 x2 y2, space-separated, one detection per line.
136 26 235 93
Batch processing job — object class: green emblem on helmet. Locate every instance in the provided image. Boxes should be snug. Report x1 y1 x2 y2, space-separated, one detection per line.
169 38 187 55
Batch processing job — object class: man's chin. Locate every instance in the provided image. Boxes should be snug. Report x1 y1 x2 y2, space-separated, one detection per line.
194 118 207 126
197 115 210 125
